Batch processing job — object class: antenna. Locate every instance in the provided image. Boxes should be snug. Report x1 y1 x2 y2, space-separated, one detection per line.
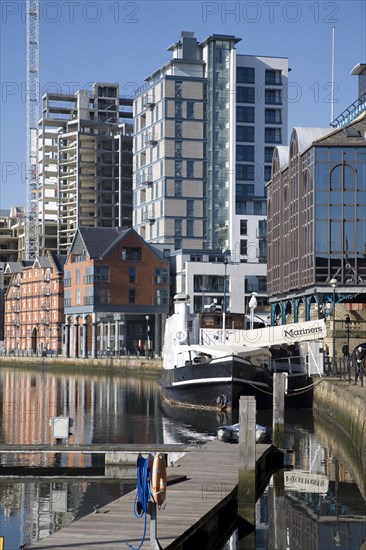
25 0 40 260
331 26 335 124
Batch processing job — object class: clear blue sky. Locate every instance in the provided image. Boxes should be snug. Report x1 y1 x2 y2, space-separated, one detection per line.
1 0 365 209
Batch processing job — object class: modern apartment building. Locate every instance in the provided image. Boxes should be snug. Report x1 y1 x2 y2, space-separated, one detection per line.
38 82 133 255
133 32 288 315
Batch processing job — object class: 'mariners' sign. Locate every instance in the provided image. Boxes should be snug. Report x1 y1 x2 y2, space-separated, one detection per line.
282 324 325 339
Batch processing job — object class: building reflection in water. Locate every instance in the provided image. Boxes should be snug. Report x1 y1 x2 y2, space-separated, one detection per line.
1 368 366 549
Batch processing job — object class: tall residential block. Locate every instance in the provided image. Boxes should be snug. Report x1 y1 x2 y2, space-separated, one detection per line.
133 32 288 314
38 83 133 255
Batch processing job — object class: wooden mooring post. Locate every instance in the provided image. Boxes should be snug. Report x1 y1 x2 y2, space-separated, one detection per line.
272 372 287 550
238 395 256 549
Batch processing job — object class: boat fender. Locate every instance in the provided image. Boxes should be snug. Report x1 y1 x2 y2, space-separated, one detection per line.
151 453 167 506
175 329 187 343
216 394 228 409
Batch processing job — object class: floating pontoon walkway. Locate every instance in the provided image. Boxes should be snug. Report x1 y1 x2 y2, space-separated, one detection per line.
29 440 280 550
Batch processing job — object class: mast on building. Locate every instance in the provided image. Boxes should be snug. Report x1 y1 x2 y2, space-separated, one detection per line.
25 0 40 259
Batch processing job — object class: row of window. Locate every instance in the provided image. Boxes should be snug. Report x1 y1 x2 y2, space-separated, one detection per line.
237 68 282 85
237 107 282 124
237 88 283 105
64 288 170 306
236 127 282 144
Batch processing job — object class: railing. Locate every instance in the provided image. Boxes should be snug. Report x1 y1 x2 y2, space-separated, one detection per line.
324 356 364 386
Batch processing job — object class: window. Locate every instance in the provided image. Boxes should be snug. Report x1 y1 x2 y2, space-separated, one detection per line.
187 199 194 217
265 69 282 85
265 89 282 105
175 219 182 236
76 289 80 305
236 184 254 198
163 249 171 259
258 219 267 238
154 289 169 306
187 101 194 119
175 179 182 197
175 81 182 98
121 247 142 261
265 128 282 144
236 145 254 162
175 122 182 138
237 164 255 181
174 238 182 250
237 87 255 103
265 147 275 163
129 267 136 283
175 141 182 157
155 268 169 284
237 67 255 84
240 220 248 235
264 166 272 182
96 288 110 304
95 266 109 282
175 101 182 118
76 269 80 284
175 160 182 177
187 219 194 237
187 160 194 178
265 108 282 124
240 240 248 255
237 106 255 123
128 288 136 303
84 287 94 305
237 126 254 142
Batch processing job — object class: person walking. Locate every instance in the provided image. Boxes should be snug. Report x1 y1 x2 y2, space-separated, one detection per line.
354 346 364 384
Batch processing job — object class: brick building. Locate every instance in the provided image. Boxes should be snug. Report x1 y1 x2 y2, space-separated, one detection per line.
63 227 170 357
4 252 66 353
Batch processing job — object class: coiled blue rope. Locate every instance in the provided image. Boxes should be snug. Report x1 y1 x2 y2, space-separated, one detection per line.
126 454 151 550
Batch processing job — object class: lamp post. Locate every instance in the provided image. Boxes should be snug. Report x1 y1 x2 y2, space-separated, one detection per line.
345 315 350 380
145 315 150 357
248 292 258 331
330 277 338 372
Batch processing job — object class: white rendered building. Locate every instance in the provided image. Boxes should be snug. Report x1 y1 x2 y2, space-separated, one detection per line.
133 32 288 315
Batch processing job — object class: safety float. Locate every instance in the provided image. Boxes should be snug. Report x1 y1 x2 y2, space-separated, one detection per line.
151 453 167 506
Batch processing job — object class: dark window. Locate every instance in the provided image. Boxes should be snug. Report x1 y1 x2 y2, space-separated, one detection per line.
175 81 182 98
240 240 248 255
237 67 255 84
237 164 255 181
175 179 182 197
187 101 194 119
265 89 282 105
121 247 142 261
265 147 275 163
236 184 254 198
265 70 282 85
187 219 194 237
265 108 282 124
237 106 255 123
187 199 194 217
237 87 255 103
128 288 136 304
237 126 254 143
236 145 254 162
175 122 182 138
265 128 282 144
240 220 247 235
129 267 136 283
175 141 182 157
187 160 194 178
264 166 272 182
175 101 182 118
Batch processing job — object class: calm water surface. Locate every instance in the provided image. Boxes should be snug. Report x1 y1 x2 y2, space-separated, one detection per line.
0 366 365 549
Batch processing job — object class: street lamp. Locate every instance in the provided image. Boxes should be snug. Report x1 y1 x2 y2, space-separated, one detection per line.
330 277 338 372
345 315 350 380
145 315 150 356
248 292 258 331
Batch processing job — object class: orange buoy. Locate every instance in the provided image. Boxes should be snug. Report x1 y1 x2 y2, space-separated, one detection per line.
151 453 167 506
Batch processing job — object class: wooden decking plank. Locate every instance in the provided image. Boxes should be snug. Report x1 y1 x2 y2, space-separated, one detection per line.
29 441 273 550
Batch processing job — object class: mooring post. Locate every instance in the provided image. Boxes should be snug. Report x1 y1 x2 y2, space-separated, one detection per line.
273 373 286 449
238 395 256 549
149 501 162 550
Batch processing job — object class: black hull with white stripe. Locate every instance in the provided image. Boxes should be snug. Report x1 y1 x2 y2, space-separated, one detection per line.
160 354 313 411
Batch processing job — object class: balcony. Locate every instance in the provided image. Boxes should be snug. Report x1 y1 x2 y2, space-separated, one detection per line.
145 97 156 109
145 134 157 146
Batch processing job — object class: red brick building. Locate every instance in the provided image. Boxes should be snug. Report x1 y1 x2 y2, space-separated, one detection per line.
63 227 170 357
4 252 66 353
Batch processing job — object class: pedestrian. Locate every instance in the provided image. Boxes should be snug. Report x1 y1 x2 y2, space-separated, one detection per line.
341 342 349 358
354 346 364 384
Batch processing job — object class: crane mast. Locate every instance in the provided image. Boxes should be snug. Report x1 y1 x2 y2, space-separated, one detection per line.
25 0 40 260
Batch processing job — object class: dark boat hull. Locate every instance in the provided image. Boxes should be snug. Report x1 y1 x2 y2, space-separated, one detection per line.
159 355 313 410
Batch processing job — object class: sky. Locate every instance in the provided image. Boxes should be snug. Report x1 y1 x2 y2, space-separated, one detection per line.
0 0 365 210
